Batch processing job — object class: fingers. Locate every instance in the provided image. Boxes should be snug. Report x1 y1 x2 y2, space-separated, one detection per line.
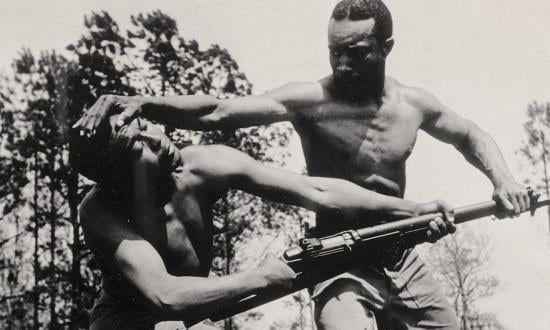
78 95 122 138
116 103 140 129
72 117 83 130
510 194 521 215
494 186 532 219
429 216 453 239
90 96 118 136
426 218 443 244
435 199 456 233
429 217 443 236
425 199 457 243
495 192 515 218
81 95 107 137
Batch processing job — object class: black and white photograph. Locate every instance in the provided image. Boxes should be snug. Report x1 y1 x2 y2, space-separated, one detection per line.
1 0 550 329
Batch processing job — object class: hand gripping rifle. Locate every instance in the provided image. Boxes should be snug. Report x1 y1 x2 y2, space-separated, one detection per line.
191 193 549 325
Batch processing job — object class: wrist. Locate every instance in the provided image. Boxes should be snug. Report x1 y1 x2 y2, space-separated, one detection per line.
492 178 515 190
132 96 150 112
403 200 420 217
243 268 269 291
488 171 515 188
387 198 418 218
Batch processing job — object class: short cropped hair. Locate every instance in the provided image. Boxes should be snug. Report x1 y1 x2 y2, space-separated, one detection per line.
70 116 138 189
332 0 393 42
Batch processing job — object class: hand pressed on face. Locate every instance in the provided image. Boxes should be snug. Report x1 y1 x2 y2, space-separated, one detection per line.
413 199 456 243
73 95 143 138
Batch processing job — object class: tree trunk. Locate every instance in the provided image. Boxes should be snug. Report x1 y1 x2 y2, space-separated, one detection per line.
223 197 233 330
539 131 550 233
48 150 57 329
68 166 81 328
33 150 40 330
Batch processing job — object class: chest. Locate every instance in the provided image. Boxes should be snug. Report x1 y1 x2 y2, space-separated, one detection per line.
297 104 421 168
163 193 214 276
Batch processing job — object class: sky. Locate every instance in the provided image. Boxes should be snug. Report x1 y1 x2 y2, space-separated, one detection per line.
2 0 550 328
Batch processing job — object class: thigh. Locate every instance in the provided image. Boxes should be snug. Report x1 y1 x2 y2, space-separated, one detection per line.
387 251 459 329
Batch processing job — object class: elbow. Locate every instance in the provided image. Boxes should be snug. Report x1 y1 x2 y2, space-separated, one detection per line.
148 283 192 316
155 293 181 315
307 180 345 214
317 194 342 214
454 123 478 153
200 101 231 129
174 98 225 130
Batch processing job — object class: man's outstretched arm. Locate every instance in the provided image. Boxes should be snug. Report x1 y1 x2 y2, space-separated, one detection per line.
79 188 295 321
75 82 328 135
183 145 455 240
415 88 530 216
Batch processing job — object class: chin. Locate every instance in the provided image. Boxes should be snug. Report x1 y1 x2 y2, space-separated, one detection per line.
334 75 364 88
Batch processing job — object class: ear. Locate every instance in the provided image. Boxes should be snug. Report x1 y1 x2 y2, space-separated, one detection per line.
382 37 394 58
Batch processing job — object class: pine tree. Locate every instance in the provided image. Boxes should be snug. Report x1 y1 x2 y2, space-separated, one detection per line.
0 10 311 329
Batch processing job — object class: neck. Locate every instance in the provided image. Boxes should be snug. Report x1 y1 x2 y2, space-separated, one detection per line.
335 65 386 104
363 70 385 102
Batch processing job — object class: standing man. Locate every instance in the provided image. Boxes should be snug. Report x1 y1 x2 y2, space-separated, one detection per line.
76 0 529 328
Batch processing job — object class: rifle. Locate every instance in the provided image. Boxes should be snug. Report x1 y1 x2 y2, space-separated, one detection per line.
190 195 549 325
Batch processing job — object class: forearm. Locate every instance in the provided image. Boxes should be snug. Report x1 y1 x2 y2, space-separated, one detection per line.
308 177 418 219
136 95 292 130
456 125 515 187
134 95 221 130
157 269 267 317
115 238 269 319
234 159 418 220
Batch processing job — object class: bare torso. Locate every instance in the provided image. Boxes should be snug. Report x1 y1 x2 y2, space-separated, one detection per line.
294 77 425 234
92 149 226 301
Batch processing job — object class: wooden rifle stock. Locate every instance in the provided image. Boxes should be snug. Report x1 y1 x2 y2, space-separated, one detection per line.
192 197 549 325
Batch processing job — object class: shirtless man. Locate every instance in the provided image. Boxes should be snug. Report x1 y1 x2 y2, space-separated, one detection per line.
75 0 530 328
72 114 454 329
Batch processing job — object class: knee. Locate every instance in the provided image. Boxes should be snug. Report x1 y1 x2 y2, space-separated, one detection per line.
314 281 378 330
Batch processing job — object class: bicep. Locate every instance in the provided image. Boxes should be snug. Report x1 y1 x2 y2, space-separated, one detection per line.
231 156 327 211
80 189 169 303
113 238 169 306
185 145 330 211
418 92 472 146
264 81 326 111
216 81 327 125
204 82 325 127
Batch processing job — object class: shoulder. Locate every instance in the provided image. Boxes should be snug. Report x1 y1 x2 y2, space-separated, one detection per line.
179 144 238 165
265 80 328 105
78 186 135 255
392 79 443 121
79 185 103 222
179 145 251 179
